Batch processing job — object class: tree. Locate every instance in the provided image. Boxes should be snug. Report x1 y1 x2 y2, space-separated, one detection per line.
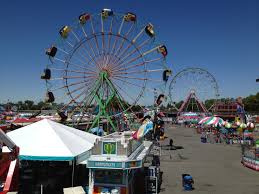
24 100 34 110
243 92 259 112
175 101 184 109
205 99 215 109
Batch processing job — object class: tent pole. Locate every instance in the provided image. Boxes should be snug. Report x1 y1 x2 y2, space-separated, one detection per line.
41 184 43 194
72 159 75 187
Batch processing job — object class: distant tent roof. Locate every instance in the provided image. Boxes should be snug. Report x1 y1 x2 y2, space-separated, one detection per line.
13 117 42 123
7 119 99 161
12 117 42 126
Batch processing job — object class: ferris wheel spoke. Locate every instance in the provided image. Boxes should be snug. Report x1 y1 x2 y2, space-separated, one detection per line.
110 95 127 116
112 78 150 110
62 81 97 111
53 48 96 72
90 19 101 55
112 81 141 105
111 40 142 68
64 39 75 48
61 46 97 70
118 16 125 35
51 80 93 92
70 29 81 42
111 87 131 113
116 55 142 69
132 27 145 43
111 35 119 55
107 27 113 53
113 22 135 56
101 20 105 55
55 46 69 55
112 57 162 73
49 67 97 75
142 45 161 56
64 59 97 74
113 47 138 68
105 17 115 64
101 14 104 33
113 43 132 65
76 37 98 59
112 77 146 90
67 83 91 96
116 37 151 66
81 45 102 70
112 62 144 73
81 25 88 39
63 75 97 79
70 90 95 117
54 57 97 73
115 38 152 70
75 47 96 64
113 75 163 82
111 38 152 70
102 33 105 55
85 39 98 58
107 23 135 67
115 46 161 71
61 88 89 111
113 68 164 76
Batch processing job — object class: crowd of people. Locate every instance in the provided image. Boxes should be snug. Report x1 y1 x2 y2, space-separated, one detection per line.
195 126 254 145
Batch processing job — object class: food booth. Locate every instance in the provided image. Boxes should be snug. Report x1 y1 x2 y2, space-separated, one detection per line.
87 131 152 194
241 124 259 171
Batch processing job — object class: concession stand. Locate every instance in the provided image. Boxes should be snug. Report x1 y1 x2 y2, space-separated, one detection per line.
87 131 152 194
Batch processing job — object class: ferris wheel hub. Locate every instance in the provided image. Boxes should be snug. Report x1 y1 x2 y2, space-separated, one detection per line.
100 70 110 78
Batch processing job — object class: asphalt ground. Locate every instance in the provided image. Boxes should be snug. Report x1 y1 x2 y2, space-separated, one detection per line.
159 124 259 194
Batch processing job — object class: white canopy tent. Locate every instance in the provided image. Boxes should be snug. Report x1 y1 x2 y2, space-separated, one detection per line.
7 119 99 162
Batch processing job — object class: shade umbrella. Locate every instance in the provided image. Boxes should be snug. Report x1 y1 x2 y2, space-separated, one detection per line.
199 116 224 126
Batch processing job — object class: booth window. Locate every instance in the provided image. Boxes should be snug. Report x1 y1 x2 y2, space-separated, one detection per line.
95 169 124 185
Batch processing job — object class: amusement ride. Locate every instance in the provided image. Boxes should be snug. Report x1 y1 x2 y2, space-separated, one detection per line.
169 67 219 114
41 9 172 132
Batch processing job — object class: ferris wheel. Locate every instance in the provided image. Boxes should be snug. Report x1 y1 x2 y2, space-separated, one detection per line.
169 67 219 112
41 9 171 130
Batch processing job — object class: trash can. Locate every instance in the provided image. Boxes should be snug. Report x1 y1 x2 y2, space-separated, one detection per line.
182 174 194 191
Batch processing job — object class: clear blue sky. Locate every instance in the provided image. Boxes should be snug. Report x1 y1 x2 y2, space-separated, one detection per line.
0 0 258 103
